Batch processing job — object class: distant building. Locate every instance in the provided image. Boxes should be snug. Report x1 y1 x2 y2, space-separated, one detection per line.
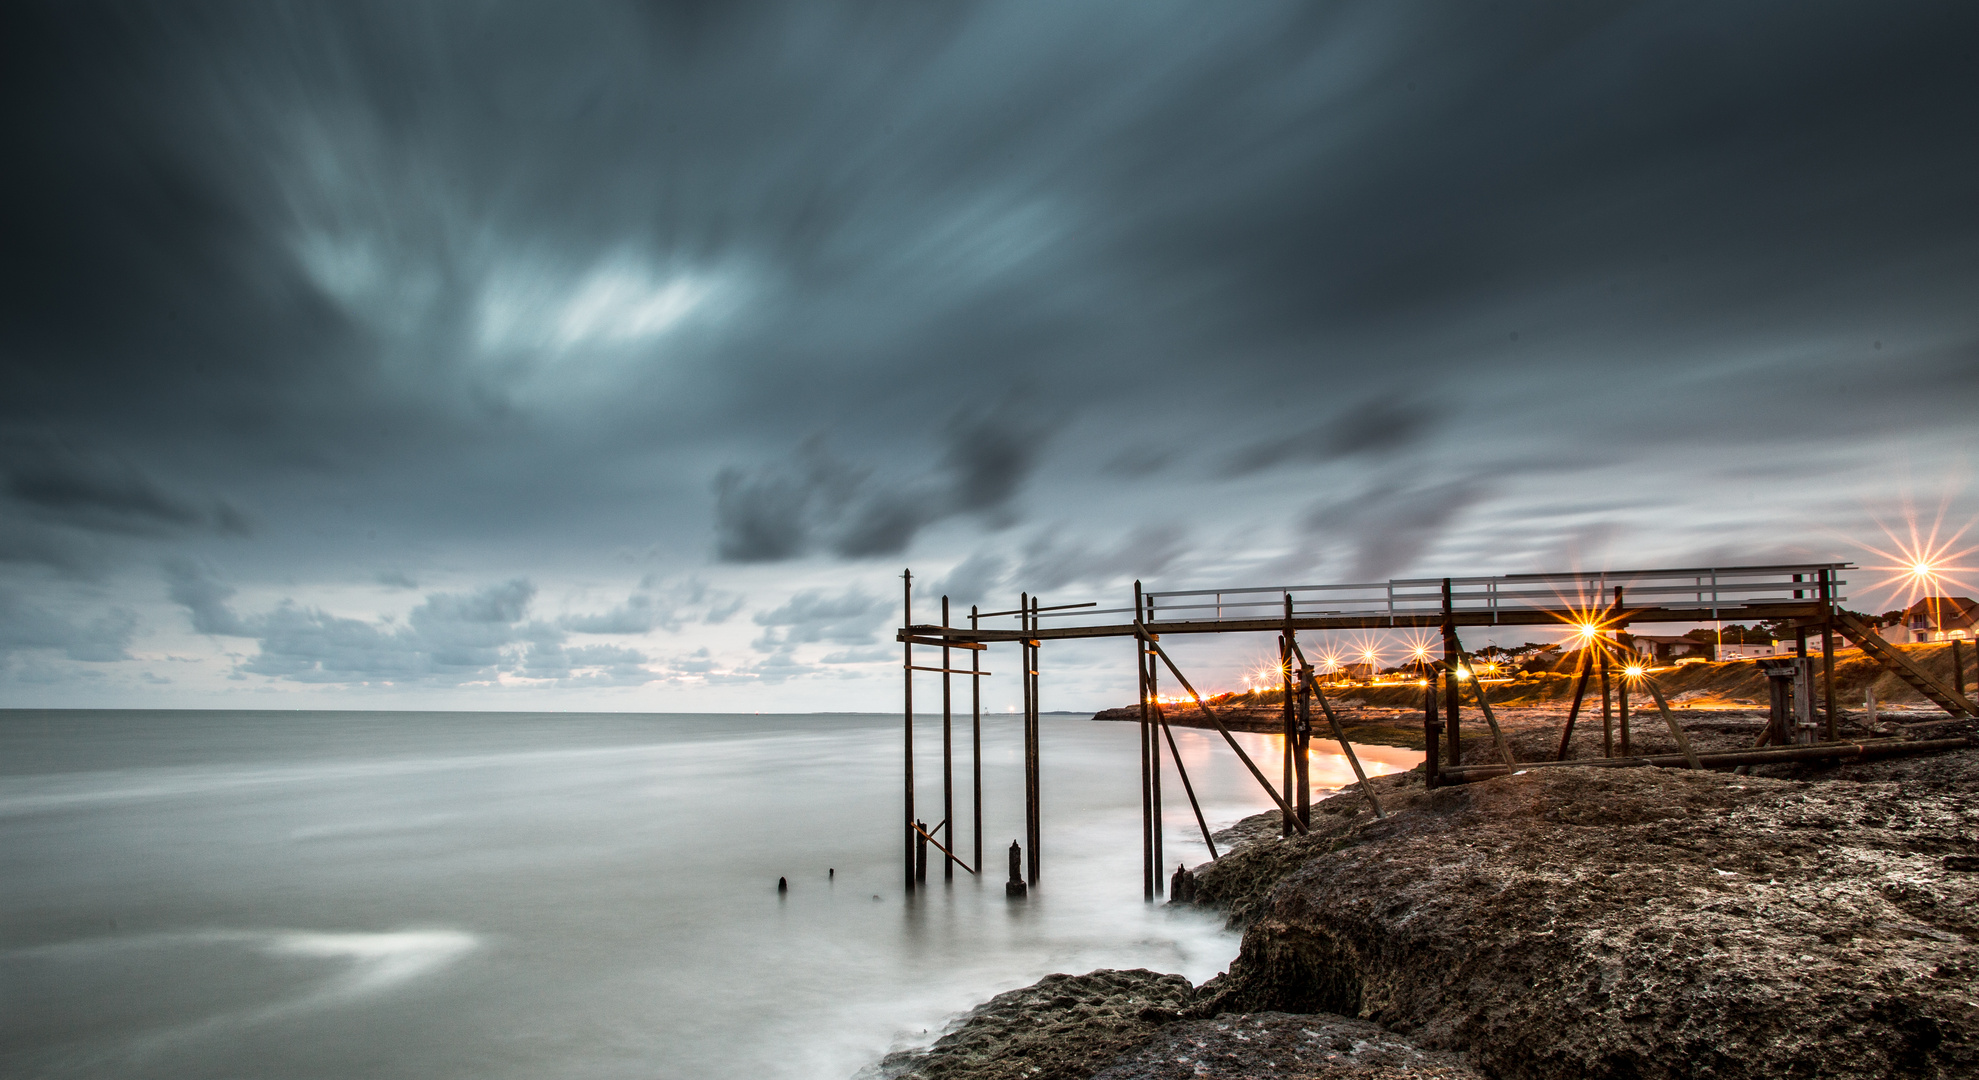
1902 596 1978 641
1714 642 1779 662
1877 621 1917 645
1628 634 1713 663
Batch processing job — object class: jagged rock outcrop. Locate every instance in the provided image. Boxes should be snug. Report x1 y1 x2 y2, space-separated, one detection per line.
1191 763 1979 1079
870 969 1194 1080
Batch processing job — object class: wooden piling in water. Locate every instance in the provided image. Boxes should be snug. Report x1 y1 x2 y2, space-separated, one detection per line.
971 604 983 879
903 570 915 894
1031 597 1043 884
1146 588 1164 894
941 596 954 882
1137 583 1153 900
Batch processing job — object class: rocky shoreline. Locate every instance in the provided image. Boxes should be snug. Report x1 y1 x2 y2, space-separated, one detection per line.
869 711 1979 1079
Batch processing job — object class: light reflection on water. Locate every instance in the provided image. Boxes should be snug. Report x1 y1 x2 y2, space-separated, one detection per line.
0 710 1417 1080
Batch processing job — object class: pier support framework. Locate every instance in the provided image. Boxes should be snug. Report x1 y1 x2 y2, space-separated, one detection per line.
897 560 1975 896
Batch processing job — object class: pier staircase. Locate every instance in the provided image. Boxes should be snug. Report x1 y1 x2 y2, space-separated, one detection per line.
1831 610 1977 719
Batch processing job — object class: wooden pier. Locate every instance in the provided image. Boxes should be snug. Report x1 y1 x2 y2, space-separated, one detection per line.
895 561 1977 896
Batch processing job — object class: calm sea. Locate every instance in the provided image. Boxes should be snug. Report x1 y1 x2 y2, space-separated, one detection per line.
0 710 1419 1079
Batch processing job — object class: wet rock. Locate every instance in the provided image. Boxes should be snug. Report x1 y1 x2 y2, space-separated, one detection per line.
1089 1012 1485 1079
1190 766 1979 1079
870 969 1195 1080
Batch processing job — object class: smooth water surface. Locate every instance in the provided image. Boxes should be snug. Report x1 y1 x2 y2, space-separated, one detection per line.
0 710 1419 1079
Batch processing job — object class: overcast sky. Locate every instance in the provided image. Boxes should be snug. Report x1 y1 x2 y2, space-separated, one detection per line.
3 0 1975 712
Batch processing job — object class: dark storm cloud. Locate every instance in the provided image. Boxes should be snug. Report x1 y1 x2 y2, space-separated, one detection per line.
1299 476 1488 582
1015 525 1190 594
715 400 1047 562
1224 398 1439 476
2 444 249 542
3 0 1978 640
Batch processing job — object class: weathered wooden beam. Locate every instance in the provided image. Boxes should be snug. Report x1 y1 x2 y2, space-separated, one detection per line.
1137 622 1310 834
904 635 987 650
1641 674 1704 769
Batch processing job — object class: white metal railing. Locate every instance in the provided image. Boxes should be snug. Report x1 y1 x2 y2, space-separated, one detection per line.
965 562 1850 631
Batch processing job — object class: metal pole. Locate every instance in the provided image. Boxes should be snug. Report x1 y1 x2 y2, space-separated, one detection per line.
972 604 983 876
941 595 953 882
903 569 915 894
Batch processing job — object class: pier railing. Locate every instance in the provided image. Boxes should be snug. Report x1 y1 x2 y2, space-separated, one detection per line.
938 563 1850 638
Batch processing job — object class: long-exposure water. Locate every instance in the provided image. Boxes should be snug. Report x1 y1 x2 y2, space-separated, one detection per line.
0 710 1420 1079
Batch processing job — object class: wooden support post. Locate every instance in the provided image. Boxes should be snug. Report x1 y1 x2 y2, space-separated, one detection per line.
1152 696 1219 860
1441 578 1460 765
1599 648 1614 758
1424 675 1442 789
1618 665 1631 758
1641 677 1703 769
911 819 976 875
1955 639 1968 703
903 569 915 894
1290 638 1384 818
1288 596 1311 828
942 596 954 882
1448 635 1515 765
1137 625 1310 832
1137 584 1153 901
1020 592 1036 888
1280 629 1294 836
1027 596 1041 886
971 605 983 877
1819 569 1838 740
1556 648 1593 761
1148 592 1163 893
